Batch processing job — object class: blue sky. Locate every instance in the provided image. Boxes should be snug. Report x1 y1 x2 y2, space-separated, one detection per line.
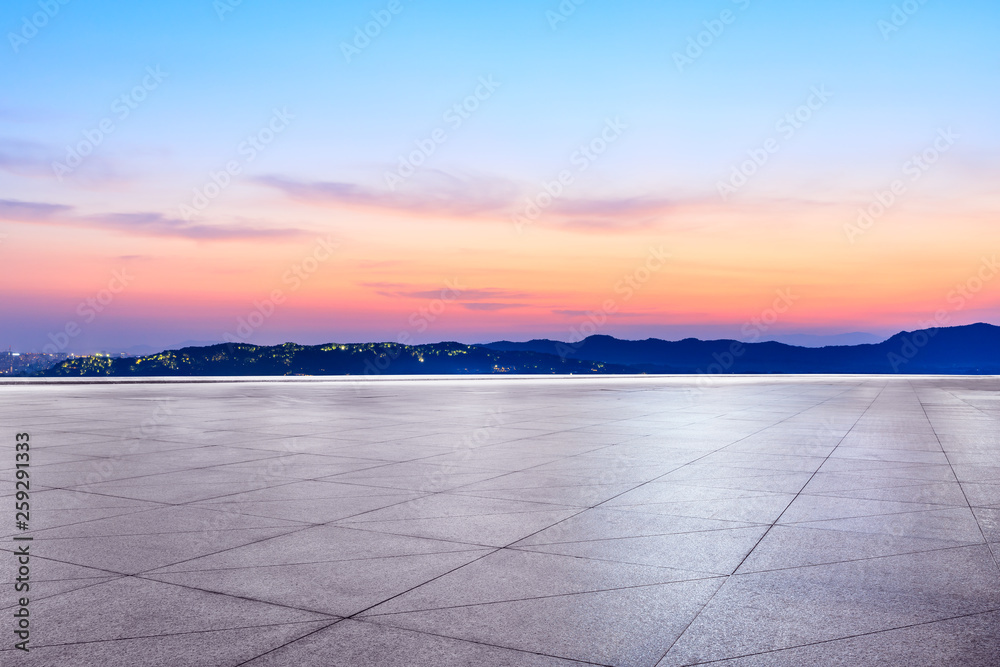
1 0 998 352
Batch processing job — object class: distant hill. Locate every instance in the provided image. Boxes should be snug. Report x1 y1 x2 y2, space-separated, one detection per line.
762 332 882 347
482 323 1000 374
32 323 1000 377
33 341 633 377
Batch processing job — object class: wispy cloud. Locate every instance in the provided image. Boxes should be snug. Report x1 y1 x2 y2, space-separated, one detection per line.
554 217 658 232
0 199 72 220
357 259 405 270
258 172 690 232
0 138 55 177
549 197 680 218
361 283 531 301
360 282 532 310
257 171 517 218
405 288 531 301
0 198 307 241
461 302 528 311
552 308 650 318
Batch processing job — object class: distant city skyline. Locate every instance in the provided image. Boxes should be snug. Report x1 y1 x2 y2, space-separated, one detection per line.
2 0 998 353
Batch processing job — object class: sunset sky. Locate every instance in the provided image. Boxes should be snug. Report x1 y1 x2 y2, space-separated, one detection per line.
1 0 998 353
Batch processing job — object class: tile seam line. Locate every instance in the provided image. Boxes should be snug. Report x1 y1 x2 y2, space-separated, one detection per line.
501 382 866 553
359 573 729 618
233 619 346 667
4 499 312 540
3 618 336 652
42 449 299 493
727 540 986 578
130 573 342 619
941 386 1000 422
349 616 615 667
673 606 1000 665
443 385 866 613
653 380 887 664
142 546 490 576
911 380 1000 573
314 385 816 631
0 574 129 612
505 500 982 552
312 411 675 528
378 382 858 657
728 380 889 574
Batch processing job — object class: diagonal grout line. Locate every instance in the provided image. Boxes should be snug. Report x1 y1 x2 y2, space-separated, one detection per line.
18 519 311 542
798 487 973 509
726 539 986 577
129 572 343 619
138 545 489 576
359 573 730 618
295 382 865 661
321 617 617 667
128 522 326 578
729 382 888 572
0 549 135 579
941 386 1000 422
339 549 503 620
37 449 298 497
305 418 665 526
4 617 335 652
231 619 346 667
675 606 1000 665
0 572 128 611
256 384 816 641
912 380 1000 573
506 382 866 550
0 504 169 539
652 380 887 665
8 378 927 665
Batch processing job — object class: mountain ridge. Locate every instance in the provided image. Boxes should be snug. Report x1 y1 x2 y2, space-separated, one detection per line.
32 323 1000 377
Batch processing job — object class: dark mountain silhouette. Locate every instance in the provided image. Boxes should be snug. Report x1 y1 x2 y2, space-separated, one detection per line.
482 323 1000 374
32 323 1000 377
33 341 633 377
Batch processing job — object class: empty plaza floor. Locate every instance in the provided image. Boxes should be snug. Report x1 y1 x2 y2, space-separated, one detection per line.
2 375 999 666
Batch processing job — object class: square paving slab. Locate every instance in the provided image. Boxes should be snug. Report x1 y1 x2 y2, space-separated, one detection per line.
2 375 999 666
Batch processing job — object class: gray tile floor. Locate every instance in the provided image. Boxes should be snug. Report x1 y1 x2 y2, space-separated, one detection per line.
2 375 999 665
